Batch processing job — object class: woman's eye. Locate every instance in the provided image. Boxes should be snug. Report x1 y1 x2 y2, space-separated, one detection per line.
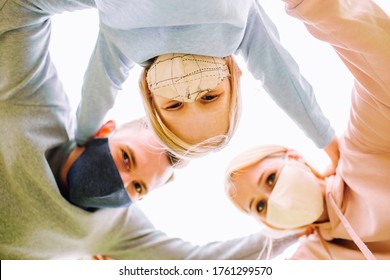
133 181 143 194
165 102 183 110
266 173 276 186
256 200 266 213
201 94 218 102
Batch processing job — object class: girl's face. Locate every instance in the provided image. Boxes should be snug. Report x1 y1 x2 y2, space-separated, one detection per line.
152 78 231 144
230 156 287 225
230 154 327 228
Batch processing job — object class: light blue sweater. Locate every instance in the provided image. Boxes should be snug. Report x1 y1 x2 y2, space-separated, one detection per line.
0 0 296 259
76 0 334 148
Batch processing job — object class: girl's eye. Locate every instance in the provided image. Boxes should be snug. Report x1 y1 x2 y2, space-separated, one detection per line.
256 200 266 213
133 181 143 194
201 94 218 102
165 102 183 110
266 173 276 186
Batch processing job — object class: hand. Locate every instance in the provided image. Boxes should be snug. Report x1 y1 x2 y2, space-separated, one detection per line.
295 226 315 238
92 255 113 260
322 136 340 177
282 0 304 9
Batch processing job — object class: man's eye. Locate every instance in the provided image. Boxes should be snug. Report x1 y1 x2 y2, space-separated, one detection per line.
165 102 183 110
201 94 218 102
266 173 276 186
256 200 266 213
133 181 142 194
122 150 130 170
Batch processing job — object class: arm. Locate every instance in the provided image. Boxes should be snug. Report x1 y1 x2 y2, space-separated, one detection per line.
283 0 390 92
237 1 335 149
283 0 390 151
76 28 135 144
99 205 297 260
0 0 101 107
0 0 92 104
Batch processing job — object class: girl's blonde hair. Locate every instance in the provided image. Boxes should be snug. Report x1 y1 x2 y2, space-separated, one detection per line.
139 55 241 159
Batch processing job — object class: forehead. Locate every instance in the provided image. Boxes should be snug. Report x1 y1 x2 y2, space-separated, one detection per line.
113 124 155 143
230 157 285 207
233 156 285 183
110 126 170 161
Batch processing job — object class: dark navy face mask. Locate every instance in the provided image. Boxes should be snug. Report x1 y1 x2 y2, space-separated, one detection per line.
67 138 132 211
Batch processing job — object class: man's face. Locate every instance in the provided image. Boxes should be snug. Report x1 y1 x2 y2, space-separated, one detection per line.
108 126 174 201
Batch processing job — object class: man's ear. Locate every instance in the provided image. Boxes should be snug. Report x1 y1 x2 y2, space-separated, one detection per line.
94 120 116 138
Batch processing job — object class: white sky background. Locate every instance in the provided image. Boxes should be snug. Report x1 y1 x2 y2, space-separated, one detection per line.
50 1 390 259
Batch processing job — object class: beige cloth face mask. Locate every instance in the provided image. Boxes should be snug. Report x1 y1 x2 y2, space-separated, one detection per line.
146 53 230 102
266 160 324 229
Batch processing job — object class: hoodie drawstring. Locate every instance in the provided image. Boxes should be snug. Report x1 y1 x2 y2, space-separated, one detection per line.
315 227 334 259
327 192 377 260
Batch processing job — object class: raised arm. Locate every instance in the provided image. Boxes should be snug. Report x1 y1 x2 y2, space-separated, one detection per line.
238 1 335 149
75 27 135 145
283 0 390 151
0 0 94 105
283 0 390 89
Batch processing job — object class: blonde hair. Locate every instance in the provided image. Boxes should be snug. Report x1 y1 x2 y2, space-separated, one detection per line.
139 55 241 160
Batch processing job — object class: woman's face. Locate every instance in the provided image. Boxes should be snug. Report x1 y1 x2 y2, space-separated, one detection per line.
230 156 287 225
152 78 231 144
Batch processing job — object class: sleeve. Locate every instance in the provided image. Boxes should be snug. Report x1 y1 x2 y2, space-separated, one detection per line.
75 29 135 144
15 0 95 14
237 1 334 148
102 205 297 260
283 0 390 93
283 0 390 150
0 0 95 104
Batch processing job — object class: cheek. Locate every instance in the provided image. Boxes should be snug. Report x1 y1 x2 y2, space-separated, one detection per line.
251 212 267 226
173 111 229 144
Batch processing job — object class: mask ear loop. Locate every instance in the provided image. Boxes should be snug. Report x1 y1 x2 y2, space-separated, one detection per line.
315 227 334 259
256 236 273 260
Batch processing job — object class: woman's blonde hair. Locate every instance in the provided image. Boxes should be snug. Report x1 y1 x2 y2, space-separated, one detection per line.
139 55 241 159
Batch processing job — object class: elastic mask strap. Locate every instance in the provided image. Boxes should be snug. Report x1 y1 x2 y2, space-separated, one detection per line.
327 192 376 260
256 236 273 260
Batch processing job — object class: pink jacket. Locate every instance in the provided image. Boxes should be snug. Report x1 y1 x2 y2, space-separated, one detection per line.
283 0 390 259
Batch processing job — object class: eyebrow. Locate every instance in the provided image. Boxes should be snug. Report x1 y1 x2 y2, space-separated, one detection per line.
164 173 175 185
141 180 149 195
166 151 180 166
127 146 137 170
257 172 264 189
248 198 254 213
200 87 224 96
